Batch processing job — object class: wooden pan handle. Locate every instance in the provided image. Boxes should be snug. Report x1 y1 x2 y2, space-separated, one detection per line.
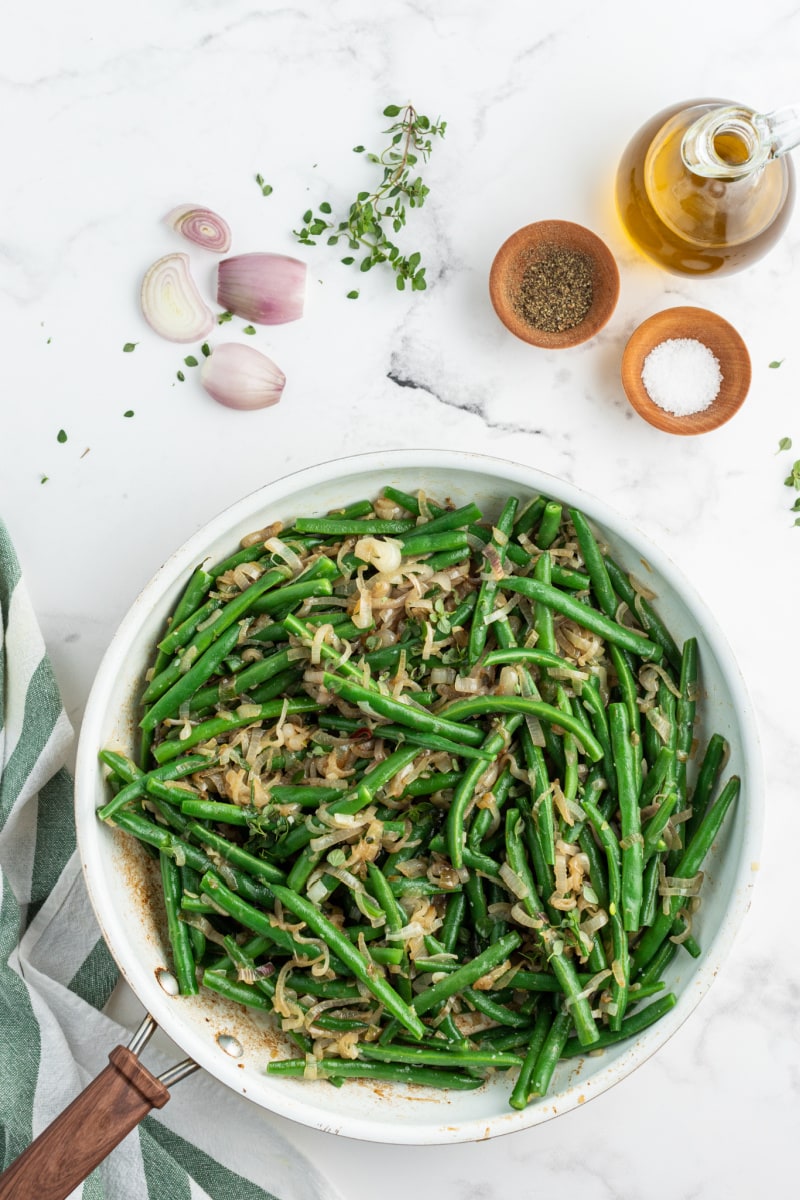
0 1045 170 1200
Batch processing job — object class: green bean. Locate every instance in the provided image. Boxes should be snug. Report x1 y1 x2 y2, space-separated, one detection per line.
536 501 562 550
642 789 679 863
160 603 226 664
468 765 513 851
141 623 243 731
610 702 643 932
325 717 493 764
464 871 491 939
108 810 274 908
160 852 198 995
412 932 521 1016
685 733 728 843
154 566 215 662
568 507 617 618
562 993 677 1058
504 810 599 1047
266 1058 483 1089
635 939 677 988
675 637 698 806
328 499 375 519
530 1008 572 1097
381 485 427 515
550 564 591 591
468 496 518 667
339 745 421 814
482 647 576 674
293 517 417 536
609 645 643 798
640 854 661 927
179 864 206 961
401 771 462 797
398 531 470 556
512 495 547 540
632 776 740 973
265 882 426 1039
405 502 485 539
466 523 529 568
151 697 323 763
604 556 681 671
359 1043 522 1070
449 591 478 629
143 566 291 703
203 971 273 1013
366 864 413 1002
186 820 285 885
97 753 213 821
509 1006 553 1109
445 725 511 868
500 576 664 662
463 987 531 1029
440 696 604 763
249 578 334 616
440 893 467 954
320 671 484 747
249 610 354 645
98 749 143 784
426 548 470 572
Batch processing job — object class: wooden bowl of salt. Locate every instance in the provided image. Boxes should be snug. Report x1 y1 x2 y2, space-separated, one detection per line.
621 306 751 434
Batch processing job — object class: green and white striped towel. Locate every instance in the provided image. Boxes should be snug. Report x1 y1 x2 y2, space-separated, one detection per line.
0 520 342 1200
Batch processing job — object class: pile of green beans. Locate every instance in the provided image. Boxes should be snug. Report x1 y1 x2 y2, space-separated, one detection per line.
98 486 739 1109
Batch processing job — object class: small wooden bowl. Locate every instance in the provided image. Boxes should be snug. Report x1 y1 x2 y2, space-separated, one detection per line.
621 306 751 435
489 220 620 348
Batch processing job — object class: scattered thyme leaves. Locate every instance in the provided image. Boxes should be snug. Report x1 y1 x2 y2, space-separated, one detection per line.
769 359 785 368
782 452 800 525
123 342 137 353
184 355 199 367
201 343 211 357
294 102 446 295
56 429 67 444
40 475 49 484
242 325 256 335
347 290 360 299
124 410 134 418
177 370 185 382
255 174 273 197
777 437 793 453
218 312 233 325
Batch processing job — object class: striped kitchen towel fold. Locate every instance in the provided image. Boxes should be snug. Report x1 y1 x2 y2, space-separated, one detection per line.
0 519 340 1200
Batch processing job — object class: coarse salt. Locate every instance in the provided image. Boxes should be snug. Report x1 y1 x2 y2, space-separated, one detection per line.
641 337 722 416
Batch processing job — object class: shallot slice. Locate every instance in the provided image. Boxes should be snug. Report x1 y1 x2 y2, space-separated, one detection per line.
140 252 214 343
166 204 232 253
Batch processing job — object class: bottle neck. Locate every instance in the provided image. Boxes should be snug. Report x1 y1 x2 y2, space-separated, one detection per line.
682 103 800 180
681 106 768 180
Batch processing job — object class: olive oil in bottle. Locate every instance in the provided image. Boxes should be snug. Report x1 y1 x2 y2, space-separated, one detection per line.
616 98 797 276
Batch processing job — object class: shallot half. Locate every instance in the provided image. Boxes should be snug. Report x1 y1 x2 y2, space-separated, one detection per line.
200 342 285 411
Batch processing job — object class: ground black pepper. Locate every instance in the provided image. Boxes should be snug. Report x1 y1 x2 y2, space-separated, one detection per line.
513 246 594 333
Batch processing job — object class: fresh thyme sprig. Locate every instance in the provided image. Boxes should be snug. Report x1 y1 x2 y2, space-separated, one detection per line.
294 103 446 294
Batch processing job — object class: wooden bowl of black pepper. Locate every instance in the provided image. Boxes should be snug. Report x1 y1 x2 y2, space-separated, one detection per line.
489 220 620 348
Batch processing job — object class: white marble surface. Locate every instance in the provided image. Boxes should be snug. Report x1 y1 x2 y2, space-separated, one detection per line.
3 0 800 1195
